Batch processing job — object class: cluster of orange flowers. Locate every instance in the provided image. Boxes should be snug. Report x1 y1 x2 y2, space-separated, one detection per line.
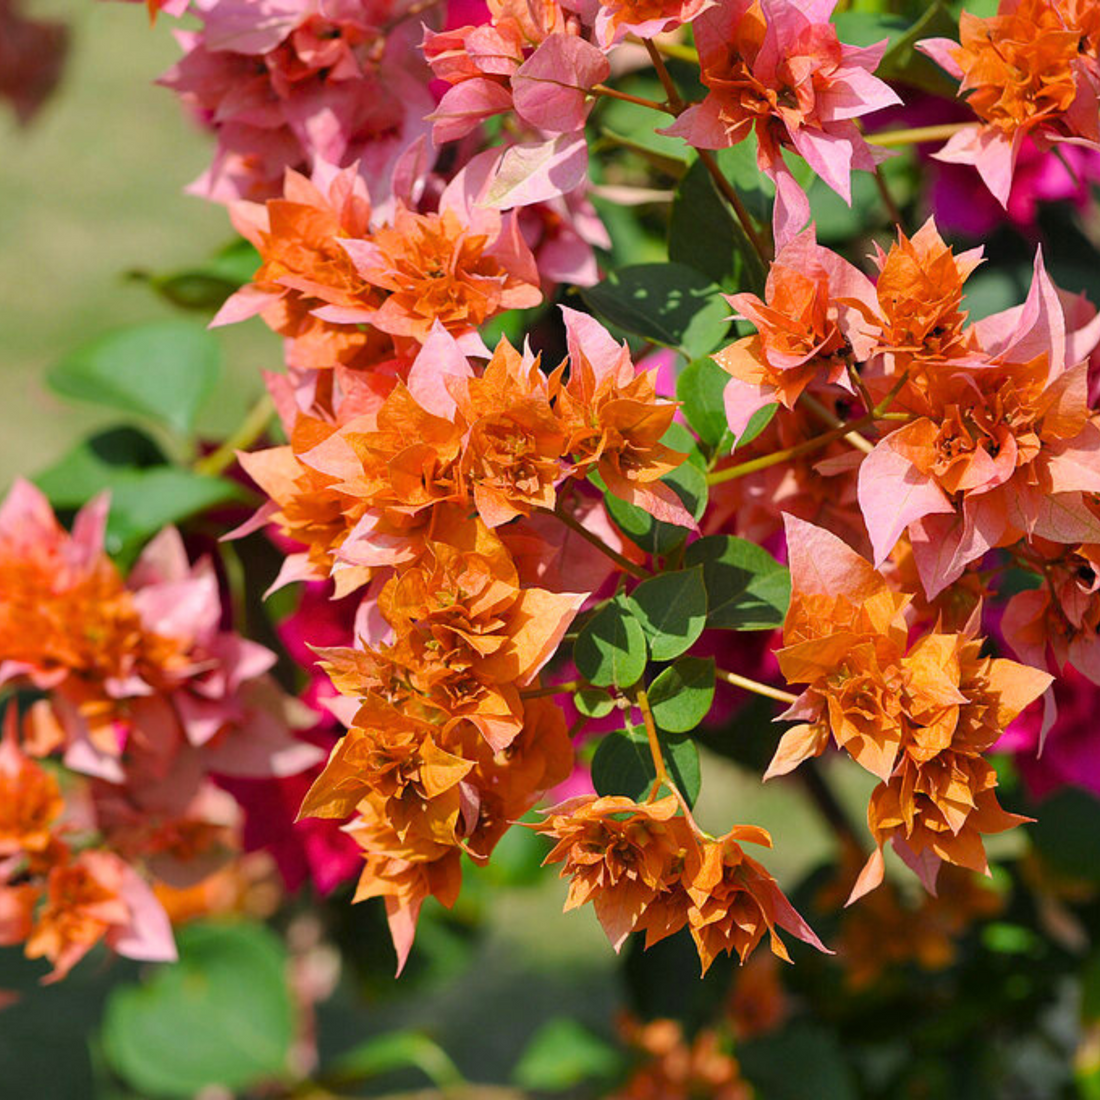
611 1016 754 1100
216 165 540 379
294 518 579 970
767 516 1051 900
211 163 1100 978
217 165 728 970
536 795 826 973
919 0 1100 202
944 0 1099 137
0 708 172 983
137 0 1100 988
822 858 1004 991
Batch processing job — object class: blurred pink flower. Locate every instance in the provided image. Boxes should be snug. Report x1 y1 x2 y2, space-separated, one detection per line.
159 0 436 202
999 665 1100 802
0 0 67 125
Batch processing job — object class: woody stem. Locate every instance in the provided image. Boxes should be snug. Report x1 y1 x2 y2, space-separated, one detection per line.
635 687 703 832
697 149 772 265
865 122 974 148
548 502 649 579
873 166 904 229
591 84 671 112
193 393 275 477
800 393 874 456
716 668 797 706
643 38 685 113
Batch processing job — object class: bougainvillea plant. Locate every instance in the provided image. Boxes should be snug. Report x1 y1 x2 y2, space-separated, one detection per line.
7 0 1100 1095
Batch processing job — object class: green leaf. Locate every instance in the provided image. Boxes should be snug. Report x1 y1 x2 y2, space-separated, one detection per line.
149 273 240 311
205 237 262 285
330 1032 463 1090
575 687 616 719
627 567 707 661
734 402 777 449
648 657 716 734
678 356 732 450
580 263 729 359
574 597 648 688
591 725 701 806
48 320 222 436
835 3 960 98
101 921 293 1099
808 152 916 244
738 1025 858 1100
685 535 790 630
669 158 766 294
513 1019 624 1091
35 429 244 557
130 239 261 313
661 421 707 471
600 459 708 557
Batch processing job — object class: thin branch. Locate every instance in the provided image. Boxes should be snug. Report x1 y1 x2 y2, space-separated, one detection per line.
193 394 275 477
708 370 911 487
707 412 873 486
627 34 698 64
591 84 671 112
800 393 874 455
546 502 650 580
643 38 685 113
873 166 904 228
716 668 797 706
521 680 581 700
846 362 877 420
865 122 973 148
635 687 704 835
697 148 771 265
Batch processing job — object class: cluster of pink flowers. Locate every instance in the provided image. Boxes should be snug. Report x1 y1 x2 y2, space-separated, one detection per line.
0 481 322 978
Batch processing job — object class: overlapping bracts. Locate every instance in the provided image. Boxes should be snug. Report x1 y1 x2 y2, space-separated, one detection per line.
65 0 1100 984
0 482 321 978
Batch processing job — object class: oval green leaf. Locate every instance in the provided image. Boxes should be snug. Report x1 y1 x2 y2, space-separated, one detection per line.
574 597 648 688
48 320 222 436
627 566 708 661
648 657 716 734
101 920 293 1099
591 726 701 807
684 535 790 631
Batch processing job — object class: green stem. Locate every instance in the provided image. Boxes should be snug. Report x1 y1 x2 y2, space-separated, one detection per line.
521 679 581 700
193 394 275 477
865 122 973 148
716 668 797 706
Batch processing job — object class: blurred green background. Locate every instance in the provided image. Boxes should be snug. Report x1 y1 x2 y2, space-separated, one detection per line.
0 0 272 484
